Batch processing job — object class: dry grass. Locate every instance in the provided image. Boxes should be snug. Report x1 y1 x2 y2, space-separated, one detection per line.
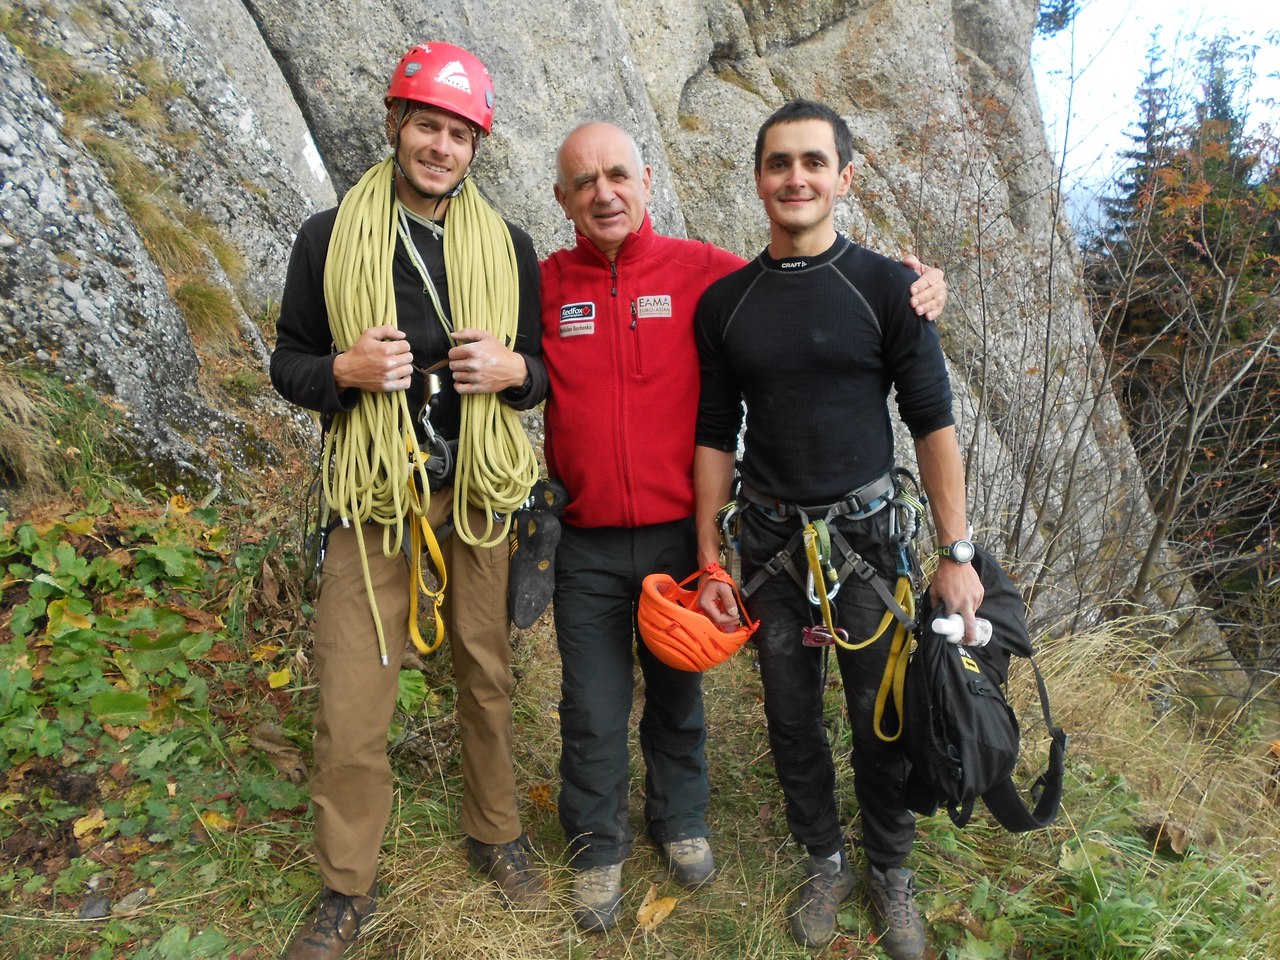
1028 617 1280 869
241 610 1280 960
0 361 59 498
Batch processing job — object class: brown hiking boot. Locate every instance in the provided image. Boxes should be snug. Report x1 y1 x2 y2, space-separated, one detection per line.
863 864 928 960
282 883 377 960
467 834 550 908
788 851 854 946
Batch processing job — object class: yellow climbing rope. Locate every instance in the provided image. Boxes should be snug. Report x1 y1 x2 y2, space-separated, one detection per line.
317 157 538 661
441 180 539 546
801 519 914 743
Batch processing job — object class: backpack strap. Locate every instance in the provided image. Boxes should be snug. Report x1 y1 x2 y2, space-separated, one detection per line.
981 655 1069 832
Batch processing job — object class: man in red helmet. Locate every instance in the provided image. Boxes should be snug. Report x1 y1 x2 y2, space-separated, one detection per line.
271 42 549 960
539 121 948 932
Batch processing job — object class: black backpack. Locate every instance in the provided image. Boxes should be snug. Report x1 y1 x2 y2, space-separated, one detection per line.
901 544 1068 831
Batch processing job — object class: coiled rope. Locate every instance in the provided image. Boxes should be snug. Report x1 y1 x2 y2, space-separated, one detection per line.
319 156 536 663
441 179 539 546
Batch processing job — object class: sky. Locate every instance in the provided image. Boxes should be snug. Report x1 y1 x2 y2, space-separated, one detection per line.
1031 0 1280 228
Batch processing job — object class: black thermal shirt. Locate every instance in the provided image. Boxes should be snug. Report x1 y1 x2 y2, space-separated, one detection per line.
694 234 954 504
269 200 546 446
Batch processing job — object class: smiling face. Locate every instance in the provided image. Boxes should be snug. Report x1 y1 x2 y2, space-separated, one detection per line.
389 103 477 215
753 118 853 256
554 123 652 261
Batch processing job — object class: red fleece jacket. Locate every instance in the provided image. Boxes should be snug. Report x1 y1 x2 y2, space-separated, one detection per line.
540 215 745 528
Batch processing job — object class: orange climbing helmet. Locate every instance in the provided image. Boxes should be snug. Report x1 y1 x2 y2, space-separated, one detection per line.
638 564 759 672
385 41 495 134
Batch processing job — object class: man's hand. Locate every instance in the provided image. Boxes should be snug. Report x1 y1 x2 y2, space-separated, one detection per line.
333 325 412 392
928 558 985 644
901 254 947 321
697 578 742 633
449 328 528 394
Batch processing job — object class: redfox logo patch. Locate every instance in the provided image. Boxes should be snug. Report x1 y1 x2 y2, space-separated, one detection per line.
560 302 595 337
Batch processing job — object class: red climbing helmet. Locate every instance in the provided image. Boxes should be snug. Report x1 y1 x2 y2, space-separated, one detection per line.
638 565 759 672
385 42 495 134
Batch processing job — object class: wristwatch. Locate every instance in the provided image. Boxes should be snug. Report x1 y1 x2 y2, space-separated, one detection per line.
938 538 975 564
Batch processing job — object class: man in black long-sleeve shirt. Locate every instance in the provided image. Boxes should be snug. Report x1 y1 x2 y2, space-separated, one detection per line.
693 100 984 959
270 42 548 960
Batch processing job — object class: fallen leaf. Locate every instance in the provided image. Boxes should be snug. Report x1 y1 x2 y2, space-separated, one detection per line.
527 782 556 811
101 723 131 742
250 722 308 784
1138 815 1192 857
199 810 234 832
251 643 282 662
74 808 107 838
637 883 677 932
267 667 292 689
112 888 151 915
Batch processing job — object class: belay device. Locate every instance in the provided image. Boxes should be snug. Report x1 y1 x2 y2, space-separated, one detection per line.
900 544 1067 831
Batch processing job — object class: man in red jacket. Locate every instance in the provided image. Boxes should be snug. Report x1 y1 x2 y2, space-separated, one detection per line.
539 122 947 932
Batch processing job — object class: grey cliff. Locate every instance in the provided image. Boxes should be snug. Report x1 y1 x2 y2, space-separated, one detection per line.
0 0 1224 657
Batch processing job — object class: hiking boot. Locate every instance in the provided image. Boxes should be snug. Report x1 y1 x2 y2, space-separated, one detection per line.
282 883 377 960
788 851 854 947
660 836 715 889
572 862 623 932
466 834 550 909
863 864 928 960
508 482 568 629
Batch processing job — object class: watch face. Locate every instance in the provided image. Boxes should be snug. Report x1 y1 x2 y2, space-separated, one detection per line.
950 539 975 563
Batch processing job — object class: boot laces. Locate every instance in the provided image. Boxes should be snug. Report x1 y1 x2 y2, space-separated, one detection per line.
497 835 535 874
303 892 360 945
577 864 621 897
881 872 918 928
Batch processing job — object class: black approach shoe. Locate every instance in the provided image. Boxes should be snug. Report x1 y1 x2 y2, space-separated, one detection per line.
508 479 568 628
282 883 377 960
863 864 928 960
467 834 550 908
789 852 854 947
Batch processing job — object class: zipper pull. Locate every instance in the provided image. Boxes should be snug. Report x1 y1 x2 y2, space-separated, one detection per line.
610 260 618 297
630 301 637 330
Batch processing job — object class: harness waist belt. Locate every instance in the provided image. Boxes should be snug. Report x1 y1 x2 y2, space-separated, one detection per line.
740 472 895 520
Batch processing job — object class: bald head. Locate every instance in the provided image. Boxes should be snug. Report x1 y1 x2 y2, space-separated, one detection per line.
554 123 652 260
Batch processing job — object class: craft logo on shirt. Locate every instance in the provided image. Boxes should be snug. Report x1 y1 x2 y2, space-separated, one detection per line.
559 302 595 337
636 294 672 319
780 259 808 269
434 60 471 94
958 648 982 674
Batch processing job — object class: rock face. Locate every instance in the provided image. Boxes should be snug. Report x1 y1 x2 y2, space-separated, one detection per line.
0 0 1178 630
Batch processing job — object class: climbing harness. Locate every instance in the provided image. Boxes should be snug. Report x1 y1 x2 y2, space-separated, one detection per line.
727 468 928 741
